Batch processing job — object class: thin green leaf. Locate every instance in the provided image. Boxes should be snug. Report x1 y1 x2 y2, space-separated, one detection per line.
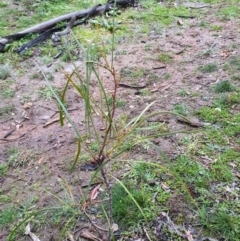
35 61 82 140
71 138 81 170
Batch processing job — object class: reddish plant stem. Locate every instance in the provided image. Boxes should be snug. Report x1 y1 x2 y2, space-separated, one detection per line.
97 67 117 164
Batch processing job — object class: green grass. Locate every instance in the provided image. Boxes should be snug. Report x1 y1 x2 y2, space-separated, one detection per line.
210 25 222 31
0 105 15 117
111 162 168 228
120 67 149 85
0 195 11 203
0 1 8 7
38 86 60 100
89 142 100 153
107 96 127 108
0 207 19 227
172 155 211 189
220 5 240 20
170 123 239 239
231 73 240 80
198 63 218 73
157 53 173 63
0 65 11 80
7 147 37 167
229 56 240 70
20 94 31 104
214 80 235 93
201 206 240 240
197 106 230 122
178 89 188 97
1 88 15 98
173 103 189 115
111 181 149 226
0 163 8 177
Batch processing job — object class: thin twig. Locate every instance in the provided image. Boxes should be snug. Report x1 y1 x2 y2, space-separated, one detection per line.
0 117 13 124
142 225 151 241
43 116 64 128
152 65 166 70
3 127 16 138
0 125 38 142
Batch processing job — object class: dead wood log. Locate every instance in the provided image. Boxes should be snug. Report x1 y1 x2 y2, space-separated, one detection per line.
0 0 135 53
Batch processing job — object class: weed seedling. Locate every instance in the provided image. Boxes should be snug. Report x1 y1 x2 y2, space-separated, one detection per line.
231 73 240 80
0 207 19 227
162 73 171 80
38 86 60 100
214 80 235 93
210 25 222 31
157 53 173 63
229 56 240 70
0 105 14 117
20 95 31 104
0 79 14 98
173 104 188 115
0 163 8 177
0 64 11 80
178 89 188 97
198 63 218 73
209 207 240 240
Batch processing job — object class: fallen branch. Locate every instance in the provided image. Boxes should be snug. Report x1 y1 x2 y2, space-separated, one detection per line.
176 117 204 128
3 127 16 139
0 125 38 142
0 0 135 53
43 116 64 128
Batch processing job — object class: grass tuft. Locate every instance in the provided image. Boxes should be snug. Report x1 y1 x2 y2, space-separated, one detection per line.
198 63 218 73
214 80 235 93
0 207 19 227
157 53 173 63
0 65 11 80
111 181 148 227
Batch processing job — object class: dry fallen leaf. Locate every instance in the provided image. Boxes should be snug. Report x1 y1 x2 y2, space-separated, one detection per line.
80 230 100 241
161 182 170 191
25 223 41 241
177 19 184 25
185 230 193 241
220 50 229 58
89 183 101 201
112 223 118 232
229 162 237 168
226 186 233 193
38 157 44 164
16 124 23 130
23 102 33 109
68 233 75 241
236 172 240 179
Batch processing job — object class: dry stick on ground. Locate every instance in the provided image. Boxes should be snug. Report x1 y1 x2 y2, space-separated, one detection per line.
0 117 13 124
3 127 16 138
0 125 39 142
